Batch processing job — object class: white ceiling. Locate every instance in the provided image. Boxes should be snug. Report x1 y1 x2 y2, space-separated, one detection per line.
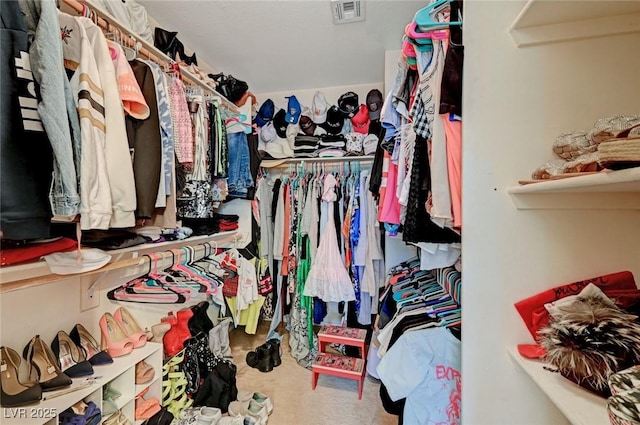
138 0 422 93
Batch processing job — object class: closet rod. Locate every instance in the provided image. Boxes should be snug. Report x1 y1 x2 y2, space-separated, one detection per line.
260 155 374 169
0 232 241 294
60 0 238 112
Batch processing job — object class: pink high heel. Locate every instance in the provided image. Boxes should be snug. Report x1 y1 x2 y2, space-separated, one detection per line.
113 307 148 348
100 313 134 357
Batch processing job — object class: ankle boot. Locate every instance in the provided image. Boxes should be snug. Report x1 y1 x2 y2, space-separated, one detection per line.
256 346 273 373
175 308 194 343
161 313 182 357
266 339 282 367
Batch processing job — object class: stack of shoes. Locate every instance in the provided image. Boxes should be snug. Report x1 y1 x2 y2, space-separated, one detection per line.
607 365 640 425
227 391 272 425
245 339 281 373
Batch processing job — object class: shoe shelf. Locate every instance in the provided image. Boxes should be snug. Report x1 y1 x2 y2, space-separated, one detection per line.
507 347 608 425
2 343 162 425
509 0 640 47
0 231 241 294
507 167 640 210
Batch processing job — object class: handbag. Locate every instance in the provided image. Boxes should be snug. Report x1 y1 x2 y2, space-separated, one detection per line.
208 73 248 103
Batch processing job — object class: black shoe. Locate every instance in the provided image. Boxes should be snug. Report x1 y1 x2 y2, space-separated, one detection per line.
51 331 94 378
256 346 273 373
1 347 42 407
154 27 180 59
266 339 282 368
246 351 259 368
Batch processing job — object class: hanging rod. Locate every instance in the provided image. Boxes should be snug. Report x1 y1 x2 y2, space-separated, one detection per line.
59 0 238 112
260 155 375 168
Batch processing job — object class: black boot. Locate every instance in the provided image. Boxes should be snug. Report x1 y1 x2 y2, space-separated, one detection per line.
256 346 273 373
267 339 282 368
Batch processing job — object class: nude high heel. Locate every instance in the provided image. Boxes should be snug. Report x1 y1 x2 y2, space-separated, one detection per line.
1 346 42 407
113 307 148 348
22 336 71 392
100 313 134 358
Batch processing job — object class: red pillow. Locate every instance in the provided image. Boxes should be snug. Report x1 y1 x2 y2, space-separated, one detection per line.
514 271 637 341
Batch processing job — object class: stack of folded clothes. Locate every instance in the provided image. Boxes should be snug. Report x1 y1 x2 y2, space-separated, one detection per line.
294 135 320 158
319 134 346 149
181 214 239 236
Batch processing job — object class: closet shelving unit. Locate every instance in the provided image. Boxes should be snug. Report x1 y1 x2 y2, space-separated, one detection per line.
509 0 640 47
505 1 640 424
507 347 607 425
0 231 240 293
1 342 162 425
508 168 640 210
59 0 238 112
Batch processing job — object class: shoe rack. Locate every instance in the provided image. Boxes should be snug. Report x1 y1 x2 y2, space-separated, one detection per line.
2 342 161 425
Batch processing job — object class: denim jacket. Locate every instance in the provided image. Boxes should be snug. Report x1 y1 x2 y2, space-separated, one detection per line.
19 0 82 217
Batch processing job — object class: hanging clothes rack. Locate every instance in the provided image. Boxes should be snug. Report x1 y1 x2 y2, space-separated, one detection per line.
59 0 238 112
260 155 374 169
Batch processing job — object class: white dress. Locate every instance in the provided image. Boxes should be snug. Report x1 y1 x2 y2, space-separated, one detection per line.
303 174 356 303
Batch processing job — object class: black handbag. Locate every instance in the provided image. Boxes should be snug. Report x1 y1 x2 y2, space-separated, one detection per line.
208 73 248 103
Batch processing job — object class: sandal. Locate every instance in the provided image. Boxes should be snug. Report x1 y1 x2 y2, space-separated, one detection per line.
135 360 155 384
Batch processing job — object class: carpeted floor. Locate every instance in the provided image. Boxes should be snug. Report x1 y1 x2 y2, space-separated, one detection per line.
229 321 397 425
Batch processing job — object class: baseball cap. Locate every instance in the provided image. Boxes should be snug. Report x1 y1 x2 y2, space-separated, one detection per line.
43 249 111 275
264 136 294 159
299 115 316 136
311 91 329 124
273 109 288 138
321 106 344 135
255 99 275 127
362 134 379 155
260 121 277 143
338 91 359 118
351 104 370 134
285 95 302 124
366 89 383 120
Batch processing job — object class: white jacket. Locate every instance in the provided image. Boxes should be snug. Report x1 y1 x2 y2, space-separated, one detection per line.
59 12 112 230
82 19 137 228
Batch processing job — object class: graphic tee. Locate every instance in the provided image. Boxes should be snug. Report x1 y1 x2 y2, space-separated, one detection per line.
377 327 461 425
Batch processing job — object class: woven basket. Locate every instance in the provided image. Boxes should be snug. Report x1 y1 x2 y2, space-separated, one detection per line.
598 139 640 170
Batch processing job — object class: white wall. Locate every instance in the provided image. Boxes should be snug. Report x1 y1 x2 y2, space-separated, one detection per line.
255 83 383 112
462 1 640 424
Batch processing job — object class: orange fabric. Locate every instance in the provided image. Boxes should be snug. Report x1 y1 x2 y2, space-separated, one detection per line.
108 41 149 120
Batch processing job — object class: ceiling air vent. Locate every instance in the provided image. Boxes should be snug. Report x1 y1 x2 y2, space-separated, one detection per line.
331 0 365 24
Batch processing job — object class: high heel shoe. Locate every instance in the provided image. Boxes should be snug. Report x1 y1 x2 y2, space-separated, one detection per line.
100 313 135 358
69 324 113 366
51 331 94 377
113 307 148 348
0 346 42 407
149 322 171 344
22 336 71 392
153 27 179 59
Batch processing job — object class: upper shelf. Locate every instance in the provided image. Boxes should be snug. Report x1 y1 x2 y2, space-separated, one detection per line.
509 0 640 47
61 0 237 111
508 347 608 425
507 167 640 210
0 231 240 294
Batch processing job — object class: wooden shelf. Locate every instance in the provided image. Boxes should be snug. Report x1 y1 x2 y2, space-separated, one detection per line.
0 231 240 293
61 0 237 111
507 168 640 209
508 347 608 425
509 0 640 47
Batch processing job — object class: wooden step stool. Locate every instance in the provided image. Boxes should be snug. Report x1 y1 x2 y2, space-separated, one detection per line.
312 325 367 399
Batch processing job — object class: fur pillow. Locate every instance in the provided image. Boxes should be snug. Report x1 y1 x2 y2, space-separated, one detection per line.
538 292 640 396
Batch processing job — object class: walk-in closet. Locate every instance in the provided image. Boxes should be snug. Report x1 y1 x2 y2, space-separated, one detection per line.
1 0 639 424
